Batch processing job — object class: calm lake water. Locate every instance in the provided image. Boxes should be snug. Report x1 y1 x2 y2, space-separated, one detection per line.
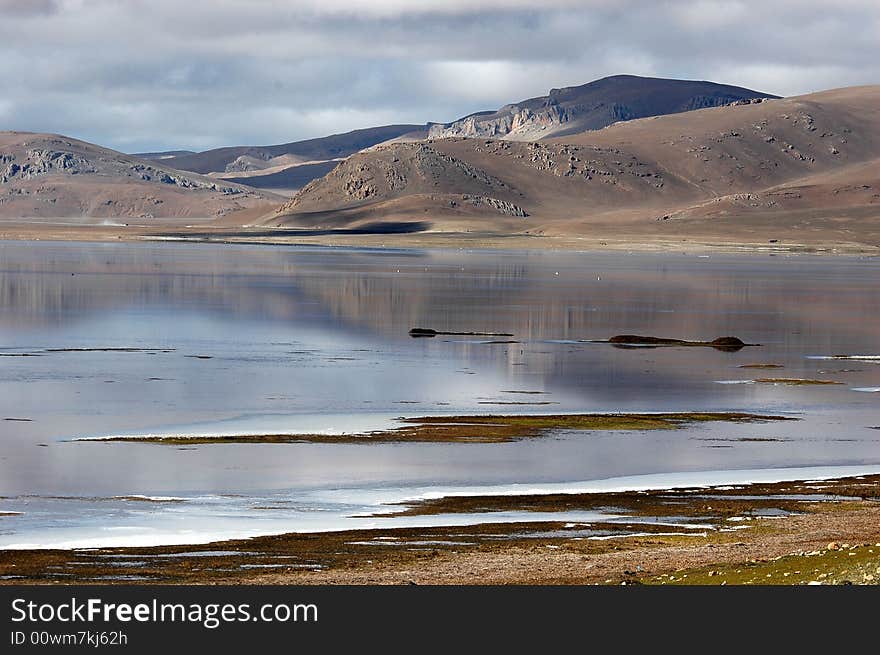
0 241 878 548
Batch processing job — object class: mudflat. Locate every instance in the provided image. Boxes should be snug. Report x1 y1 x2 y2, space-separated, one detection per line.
2 474 877 586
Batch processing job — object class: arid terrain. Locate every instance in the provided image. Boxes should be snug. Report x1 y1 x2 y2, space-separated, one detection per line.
0 132 281 219
266 86 880 251
2 77 877 252
139 75 771 196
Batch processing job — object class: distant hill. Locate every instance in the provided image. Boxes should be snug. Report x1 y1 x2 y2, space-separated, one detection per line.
427 75 777 140
134 124 427 197
219 160 341 195
0 132 280 219
151 124 427 175
265 86 880 248
133 149 197 160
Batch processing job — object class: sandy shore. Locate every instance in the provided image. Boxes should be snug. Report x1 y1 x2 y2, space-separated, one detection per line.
1 219 878 256
2 474 878 586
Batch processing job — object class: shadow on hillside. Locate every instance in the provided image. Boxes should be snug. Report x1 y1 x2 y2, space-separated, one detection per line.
155 221 432 239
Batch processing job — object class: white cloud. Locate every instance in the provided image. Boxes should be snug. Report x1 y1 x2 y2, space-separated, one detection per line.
0 1 878 151
671 1 749 29
706 63 874 97
424 61 553 104
0 0 60 16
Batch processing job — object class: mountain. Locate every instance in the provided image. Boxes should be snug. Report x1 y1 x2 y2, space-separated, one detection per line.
0 132 281 219
218 160 341 194
427 75 777 140
142 76 773 196
141 124 428 195
265 86 880 247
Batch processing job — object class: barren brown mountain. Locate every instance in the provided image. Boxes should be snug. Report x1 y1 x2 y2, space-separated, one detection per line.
428 74 775 140
142 76 772 197
0 132 281 219
265 86 880 249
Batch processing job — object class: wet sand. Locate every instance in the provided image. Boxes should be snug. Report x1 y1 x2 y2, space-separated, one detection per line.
2 474 877 586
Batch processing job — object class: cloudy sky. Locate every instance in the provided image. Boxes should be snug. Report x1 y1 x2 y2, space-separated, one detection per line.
1 0 878 153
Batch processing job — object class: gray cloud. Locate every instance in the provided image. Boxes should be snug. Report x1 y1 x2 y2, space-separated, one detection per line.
1 0 878 152
0 0 60 16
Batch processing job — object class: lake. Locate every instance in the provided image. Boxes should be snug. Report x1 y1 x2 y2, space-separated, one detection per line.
0 240 878 548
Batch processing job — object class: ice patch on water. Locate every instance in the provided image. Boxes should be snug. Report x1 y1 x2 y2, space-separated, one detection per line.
76 413 406 441
5 464 880 550
113 495 186 502
807 355 880 362
380 464 880 504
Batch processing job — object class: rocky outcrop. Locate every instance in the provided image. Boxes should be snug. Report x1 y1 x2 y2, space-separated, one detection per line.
430 101 571 139
457 195 529 217
0 132 280 218
0 139 243 194
469 139 665 187
428 75 776 141
0 149 95 181
224 155 269 173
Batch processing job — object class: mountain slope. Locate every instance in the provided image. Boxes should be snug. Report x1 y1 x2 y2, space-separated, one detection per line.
265 86 880 246
0 132 280 219
427 75 777 141
147 124 428 176
139 76 773 194
219 160 341 195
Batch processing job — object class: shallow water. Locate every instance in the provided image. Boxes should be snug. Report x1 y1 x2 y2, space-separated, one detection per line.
0 241 877 548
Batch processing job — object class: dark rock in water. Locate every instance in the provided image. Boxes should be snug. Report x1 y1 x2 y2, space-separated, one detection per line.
607 334 751 351
708 336 748 351
409 327 514 338
710 343 746 353
609 335 687 345
711 336 746 347
409 328 440 337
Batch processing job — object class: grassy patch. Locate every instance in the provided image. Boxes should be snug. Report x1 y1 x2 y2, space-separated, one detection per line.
647 543 880 586
89 412 792 445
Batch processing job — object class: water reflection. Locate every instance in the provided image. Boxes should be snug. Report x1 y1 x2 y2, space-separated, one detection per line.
0 241 877 546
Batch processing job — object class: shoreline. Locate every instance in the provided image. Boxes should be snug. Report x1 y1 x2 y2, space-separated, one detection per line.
0 221 878 256
2 473 878 585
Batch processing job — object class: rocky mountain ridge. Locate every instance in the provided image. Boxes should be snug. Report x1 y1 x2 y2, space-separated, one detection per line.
427 75 777 141
267 86 879 244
